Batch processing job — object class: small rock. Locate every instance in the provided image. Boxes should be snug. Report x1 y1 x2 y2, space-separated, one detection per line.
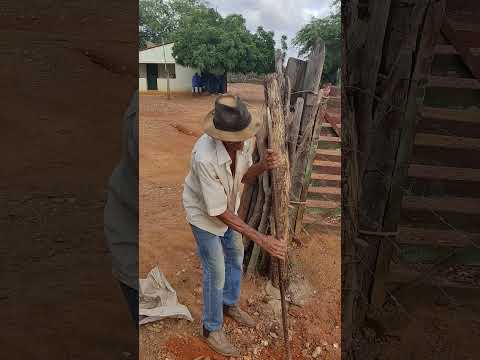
247 297 254 305
253 347 259 355
312 346 322 358
253 312 260 316
333 343 339 349
322 341 328 347
269 332 278 339
235 328 242 334
265 281 281 300
305 342 310 348
261 340 269 347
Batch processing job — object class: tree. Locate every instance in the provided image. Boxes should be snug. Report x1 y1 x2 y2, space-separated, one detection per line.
172 8 275 75
293 1 340 83
139 0 205 49
252 27 276 75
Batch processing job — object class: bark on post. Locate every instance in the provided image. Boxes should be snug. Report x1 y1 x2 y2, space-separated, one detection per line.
265 73 291 360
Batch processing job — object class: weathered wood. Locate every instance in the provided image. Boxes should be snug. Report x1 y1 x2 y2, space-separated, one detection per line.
286 58 307 106
342 0 447 354
442 17 480 80
291 42 325 195
294 95 329 235
265 73 291 360
288 98 305 174
370 0 446 309
246 113 272 275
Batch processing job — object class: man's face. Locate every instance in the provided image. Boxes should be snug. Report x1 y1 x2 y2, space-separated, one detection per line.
223 141 244 152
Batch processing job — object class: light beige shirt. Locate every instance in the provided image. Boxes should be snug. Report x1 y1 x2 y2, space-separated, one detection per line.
182 134 254 236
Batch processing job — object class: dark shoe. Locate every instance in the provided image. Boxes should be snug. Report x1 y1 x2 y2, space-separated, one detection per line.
201 326 241 357
224 304 257 328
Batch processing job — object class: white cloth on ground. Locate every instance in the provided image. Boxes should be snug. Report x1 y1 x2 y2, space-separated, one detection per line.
139 266 193 326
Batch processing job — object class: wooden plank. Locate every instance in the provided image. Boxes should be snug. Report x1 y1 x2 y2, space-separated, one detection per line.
313 160 341 168
311 173 341 181
421 106 480 123
398 226 478 247
308 186 341 195
315 149 341 162
388 263 480 289
415 133 480 150
324 112 341 136
407 177 480 198
428 76 480 89
411 146 480 168
318 135 341 143
442 17 480 80
316 148 341 156
408 164 480 182
312 161 340 175
290 41 326 238
435 44 458 54
306 199 340 209
403 195 480 214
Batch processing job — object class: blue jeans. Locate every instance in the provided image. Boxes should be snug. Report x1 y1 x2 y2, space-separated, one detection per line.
191 225 244 332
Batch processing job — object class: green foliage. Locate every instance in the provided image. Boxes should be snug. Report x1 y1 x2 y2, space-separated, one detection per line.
172 8 275 74
139 0 205 49
293 1 341 83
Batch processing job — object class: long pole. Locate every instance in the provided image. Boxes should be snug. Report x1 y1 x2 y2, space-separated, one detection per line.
266 93 291 360
161 37 171 100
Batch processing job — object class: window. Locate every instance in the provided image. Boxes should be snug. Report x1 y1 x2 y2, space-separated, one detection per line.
158 63 176 79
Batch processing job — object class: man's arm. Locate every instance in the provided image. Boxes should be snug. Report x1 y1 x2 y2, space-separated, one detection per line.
217 210 287 260
242 149 283 184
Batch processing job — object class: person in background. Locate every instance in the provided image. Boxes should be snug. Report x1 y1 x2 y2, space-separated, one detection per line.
192 73 202 95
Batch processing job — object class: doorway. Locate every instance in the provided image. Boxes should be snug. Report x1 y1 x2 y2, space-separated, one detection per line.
146 64 158 90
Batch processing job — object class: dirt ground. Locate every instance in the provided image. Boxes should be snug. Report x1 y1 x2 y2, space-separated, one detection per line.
139 84 341 360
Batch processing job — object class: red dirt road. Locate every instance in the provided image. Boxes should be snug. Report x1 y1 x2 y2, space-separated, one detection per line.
139 84 341 360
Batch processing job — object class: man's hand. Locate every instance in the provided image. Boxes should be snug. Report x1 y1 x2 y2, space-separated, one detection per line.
260 235 287 260
261 149 283 170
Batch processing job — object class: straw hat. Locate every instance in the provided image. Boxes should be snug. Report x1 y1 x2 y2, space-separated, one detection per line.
203 95 262 142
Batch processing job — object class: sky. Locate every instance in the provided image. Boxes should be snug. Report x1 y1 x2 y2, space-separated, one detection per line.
206 0 333 59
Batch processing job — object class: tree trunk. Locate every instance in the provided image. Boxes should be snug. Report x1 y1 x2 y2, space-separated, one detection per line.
342 0 446 357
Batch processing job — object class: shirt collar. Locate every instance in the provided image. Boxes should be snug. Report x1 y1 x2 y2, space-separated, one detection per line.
215 139 232 165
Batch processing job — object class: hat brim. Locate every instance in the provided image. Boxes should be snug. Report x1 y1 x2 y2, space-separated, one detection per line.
203 107 262 142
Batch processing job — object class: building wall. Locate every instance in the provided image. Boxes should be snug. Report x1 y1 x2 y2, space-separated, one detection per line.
139 43 175 64
139 43 199 93
139 63 147 91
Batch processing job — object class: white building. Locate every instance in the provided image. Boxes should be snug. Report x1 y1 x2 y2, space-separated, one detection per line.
139 42 199 93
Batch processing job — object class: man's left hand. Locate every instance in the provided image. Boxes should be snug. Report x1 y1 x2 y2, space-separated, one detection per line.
261 149 283 170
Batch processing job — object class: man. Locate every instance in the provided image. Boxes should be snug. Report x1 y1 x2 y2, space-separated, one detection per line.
104 91 139 328
182 95 287 356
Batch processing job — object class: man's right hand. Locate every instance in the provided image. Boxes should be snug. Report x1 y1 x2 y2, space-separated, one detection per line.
261 235 287 260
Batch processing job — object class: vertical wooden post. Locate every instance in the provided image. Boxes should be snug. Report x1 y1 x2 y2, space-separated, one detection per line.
265 73 291 360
